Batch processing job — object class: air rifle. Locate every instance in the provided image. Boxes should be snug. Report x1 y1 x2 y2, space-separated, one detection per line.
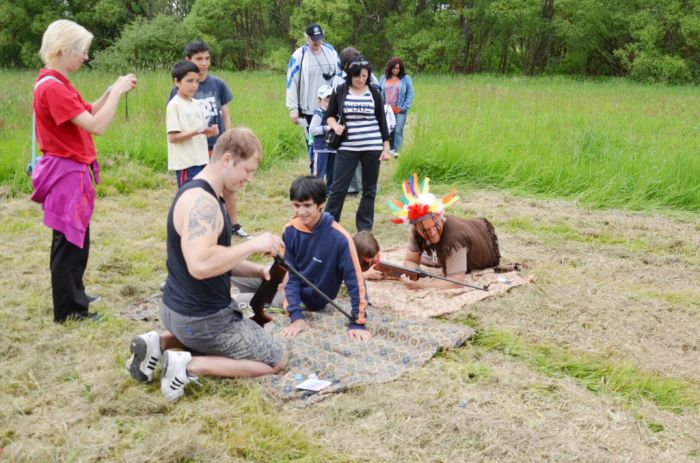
374 260 489 291
248 259 287 326
274 254 357 323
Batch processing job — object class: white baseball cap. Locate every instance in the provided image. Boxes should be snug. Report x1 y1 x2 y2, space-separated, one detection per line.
317 85 332 99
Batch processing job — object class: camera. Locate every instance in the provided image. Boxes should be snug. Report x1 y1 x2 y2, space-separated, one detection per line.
322 72 333 81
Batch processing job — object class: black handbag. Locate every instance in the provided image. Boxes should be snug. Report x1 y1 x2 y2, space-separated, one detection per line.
324 114 344 149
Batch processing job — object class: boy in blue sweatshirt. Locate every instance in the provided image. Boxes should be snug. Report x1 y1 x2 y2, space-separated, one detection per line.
280 176 371 341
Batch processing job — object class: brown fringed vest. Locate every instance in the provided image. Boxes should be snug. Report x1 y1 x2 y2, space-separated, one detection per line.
411 216 501 274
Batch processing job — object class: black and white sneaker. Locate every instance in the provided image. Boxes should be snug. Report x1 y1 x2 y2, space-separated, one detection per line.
126 330 161 383
232 223 251 240
160 350 197 402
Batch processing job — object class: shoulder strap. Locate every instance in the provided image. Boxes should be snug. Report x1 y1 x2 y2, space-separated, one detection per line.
297 46 306 116
34 75 63 90
337 83 348 123
31 75 66 170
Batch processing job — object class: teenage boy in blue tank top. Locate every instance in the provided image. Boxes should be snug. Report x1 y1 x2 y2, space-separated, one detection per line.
168 41 250 239
280 176 371 341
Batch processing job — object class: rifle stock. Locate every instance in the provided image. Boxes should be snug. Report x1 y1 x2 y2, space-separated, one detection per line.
248 260 287 326
374 261 420 280
375 260 489 291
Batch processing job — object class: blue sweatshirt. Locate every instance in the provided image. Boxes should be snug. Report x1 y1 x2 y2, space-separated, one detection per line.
282 212 368 330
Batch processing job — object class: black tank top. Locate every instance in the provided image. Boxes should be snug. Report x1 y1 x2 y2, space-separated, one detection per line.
162 179 232 316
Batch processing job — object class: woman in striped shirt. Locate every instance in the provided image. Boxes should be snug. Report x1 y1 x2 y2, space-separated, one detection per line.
325 56 391 231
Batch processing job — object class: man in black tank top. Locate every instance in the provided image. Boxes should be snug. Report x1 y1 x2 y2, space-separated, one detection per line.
125 128 287 402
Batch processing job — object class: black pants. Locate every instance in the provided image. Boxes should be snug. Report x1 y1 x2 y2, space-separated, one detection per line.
325 149 381 231
51 228 90 322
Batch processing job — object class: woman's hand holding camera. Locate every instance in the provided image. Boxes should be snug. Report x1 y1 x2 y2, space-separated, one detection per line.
112 74 137 95
332 123 345 135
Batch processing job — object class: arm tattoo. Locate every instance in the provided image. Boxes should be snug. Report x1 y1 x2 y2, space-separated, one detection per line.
187 194 220 240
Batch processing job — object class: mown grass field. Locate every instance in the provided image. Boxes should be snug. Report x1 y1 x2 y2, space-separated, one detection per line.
0 70 699 461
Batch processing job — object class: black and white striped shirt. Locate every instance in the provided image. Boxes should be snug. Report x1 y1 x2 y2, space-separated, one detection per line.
340 90 383 152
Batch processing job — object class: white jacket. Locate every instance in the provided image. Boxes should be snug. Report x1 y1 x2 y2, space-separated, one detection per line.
285 43 340 117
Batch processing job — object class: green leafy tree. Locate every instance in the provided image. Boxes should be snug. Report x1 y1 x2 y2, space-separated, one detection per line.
91 14 190 70
2 0 699 83
615 1 698 83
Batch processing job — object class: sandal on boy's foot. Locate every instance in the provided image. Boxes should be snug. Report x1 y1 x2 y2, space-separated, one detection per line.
160 350 197 402
126 330 161 383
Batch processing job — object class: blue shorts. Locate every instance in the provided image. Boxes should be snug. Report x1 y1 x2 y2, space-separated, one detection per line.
176 164 206 188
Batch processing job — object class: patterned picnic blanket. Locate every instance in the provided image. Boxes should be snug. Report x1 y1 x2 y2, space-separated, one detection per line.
122 296 474 404
366 247 533 319
257 307 473 404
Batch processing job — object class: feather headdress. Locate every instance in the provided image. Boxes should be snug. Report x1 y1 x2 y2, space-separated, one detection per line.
387 173 459 224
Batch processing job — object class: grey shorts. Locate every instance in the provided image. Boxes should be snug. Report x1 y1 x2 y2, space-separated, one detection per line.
160 300 283 368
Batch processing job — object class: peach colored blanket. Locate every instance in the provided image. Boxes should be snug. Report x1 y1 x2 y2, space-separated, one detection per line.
366 247 532 319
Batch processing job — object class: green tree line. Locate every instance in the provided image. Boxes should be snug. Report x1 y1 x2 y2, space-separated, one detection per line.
1 0 699 84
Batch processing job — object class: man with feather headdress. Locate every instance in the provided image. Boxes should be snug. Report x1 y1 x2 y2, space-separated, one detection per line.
388 174 501 290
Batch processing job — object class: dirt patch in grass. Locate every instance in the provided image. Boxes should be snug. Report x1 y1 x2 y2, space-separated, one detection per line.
1 161 698 461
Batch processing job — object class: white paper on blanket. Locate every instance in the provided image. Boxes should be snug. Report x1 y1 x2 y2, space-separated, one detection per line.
296 378 332 392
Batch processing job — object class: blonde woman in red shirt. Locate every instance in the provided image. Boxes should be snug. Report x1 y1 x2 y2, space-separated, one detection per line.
32 19 136 322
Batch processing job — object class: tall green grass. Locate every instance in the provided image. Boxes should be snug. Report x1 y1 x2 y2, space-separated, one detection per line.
397 75 700 212
2 71 699 211
0 70 304 194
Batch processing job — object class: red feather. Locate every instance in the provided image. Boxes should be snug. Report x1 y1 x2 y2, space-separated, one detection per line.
407 203 430 222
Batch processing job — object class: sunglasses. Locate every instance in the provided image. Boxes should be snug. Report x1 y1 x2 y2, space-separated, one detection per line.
349 60 369 68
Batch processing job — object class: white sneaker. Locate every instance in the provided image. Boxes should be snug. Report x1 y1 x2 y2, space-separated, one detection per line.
393 151 399 159
232 224 252 240
126 330 161 383
160 350 197 402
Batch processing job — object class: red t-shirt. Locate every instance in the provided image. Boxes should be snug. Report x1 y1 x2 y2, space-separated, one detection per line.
33 69 96 164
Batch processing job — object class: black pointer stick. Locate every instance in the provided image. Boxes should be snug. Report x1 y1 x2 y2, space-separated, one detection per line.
274 255 356 322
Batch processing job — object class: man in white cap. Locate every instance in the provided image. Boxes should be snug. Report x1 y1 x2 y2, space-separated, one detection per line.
286 23 340 174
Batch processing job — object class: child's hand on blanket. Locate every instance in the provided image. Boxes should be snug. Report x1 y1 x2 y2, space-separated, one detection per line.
281 318 308 337
348 328 371 341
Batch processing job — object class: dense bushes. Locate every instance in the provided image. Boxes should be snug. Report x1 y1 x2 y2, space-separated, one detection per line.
91 15 191 71
3 0 700 83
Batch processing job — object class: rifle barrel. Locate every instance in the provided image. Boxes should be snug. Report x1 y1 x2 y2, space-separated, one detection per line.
378 260 489 291
416 268 489 291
